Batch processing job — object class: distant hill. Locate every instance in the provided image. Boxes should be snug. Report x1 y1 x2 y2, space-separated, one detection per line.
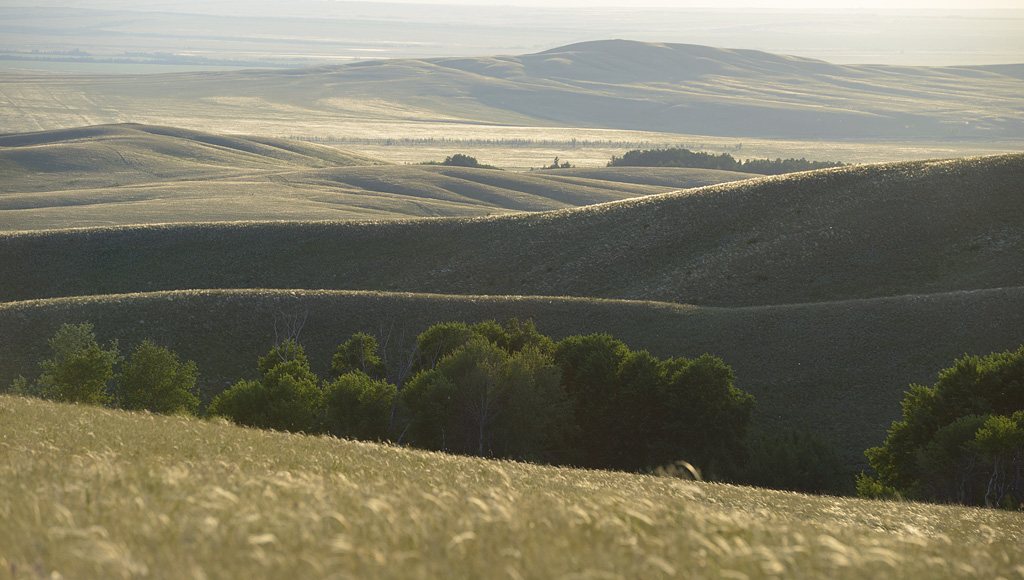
2 154 1020 307
1 40 1021 141
0 124 758 229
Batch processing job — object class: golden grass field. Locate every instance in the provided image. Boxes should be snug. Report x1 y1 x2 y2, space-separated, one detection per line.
3 394 1023 580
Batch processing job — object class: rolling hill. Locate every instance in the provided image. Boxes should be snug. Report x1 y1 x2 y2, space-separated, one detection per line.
2 154 1020 306
2 153 1021 461
1 40 1022 143
0 123 760 229
3 32 1023 576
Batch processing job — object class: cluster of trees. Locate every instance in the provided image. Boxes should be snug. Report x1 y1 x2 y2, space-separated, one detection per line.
11 323 200 415
9 320 769 479
543 156 573 169
421 153 502 170
858 347 1024 509
206 319 758 475
607 147 844 175
35 320 1024 504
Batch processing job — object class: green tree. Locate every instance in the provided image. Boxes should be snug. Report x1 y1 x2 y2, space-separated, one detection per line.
323 371 397 441
332 332 387 379
32 323 120 405
415 321 478 370
861 347 1024 506
653 354 755 474
735 430 854 495
116 340 200 415
492 345 569 462
553 333 630 468
208 340 323 433
554 334 753 474
401 336 567 461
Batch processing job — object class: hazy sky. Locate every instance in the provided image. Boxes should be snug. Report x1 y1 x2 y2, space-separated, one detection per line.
352 0 1022 7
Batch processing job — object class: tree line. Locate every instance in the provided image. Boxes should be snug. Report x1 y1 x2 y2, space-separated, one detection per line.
7 320 852 494
607 147 845 175
20 321 1024 505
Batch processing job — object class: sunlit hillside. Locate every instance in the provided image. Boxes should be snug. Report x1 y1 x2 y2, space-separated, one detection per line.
0 124 763 229
2 41 1022 166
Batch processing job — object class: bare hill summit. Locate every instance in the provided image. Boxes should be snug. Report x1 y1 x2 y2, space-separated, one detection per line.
2 41 1021 140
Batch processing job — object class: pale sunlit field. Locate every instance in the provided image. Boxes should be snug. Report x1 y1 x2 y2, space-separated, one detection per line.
2 394 1023 580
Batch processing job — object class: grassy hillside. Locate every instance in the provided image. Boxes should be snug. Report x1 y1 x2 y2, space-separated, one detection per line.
2 41 1022 141
0 124 763 229
3 287 1022 461
3 394 1022 580
2 154 1020 307
2 40 1022 168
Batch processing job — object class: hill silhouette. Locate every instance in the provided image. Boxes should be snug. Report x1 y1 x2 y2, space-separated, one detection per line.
0 124 758 229
2 41 1021 140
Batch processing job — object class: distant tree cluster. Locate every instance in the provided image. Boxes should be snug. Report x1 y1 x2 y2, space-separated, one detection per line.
607 147 844 175
543 156 573 169
858 347 1024 508
420 153 502 170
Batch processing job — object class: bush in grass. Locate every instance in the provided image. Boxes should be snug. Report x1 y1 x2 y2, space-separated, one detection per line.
208 340 323 433
323 371 396 441
16 322 121 405
116 340 200 415
861 346 1024 507
607 147 843 174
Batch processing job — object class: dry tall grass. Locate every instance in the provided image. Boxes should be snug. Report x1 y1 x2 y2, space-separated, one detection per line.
3 395 1022 580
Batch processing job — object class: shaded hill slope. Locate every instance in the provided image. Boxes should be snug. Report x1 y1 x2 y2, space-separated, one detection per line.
1 40 1021 140
2 287 1022 461
0 124 759 229
2 154 1020 307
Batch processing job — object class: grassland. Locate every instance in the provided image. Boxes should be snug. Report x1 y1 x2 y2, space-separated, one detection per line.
2 40 1023 169
3 394 1023 580
2 153 1021 460
2 32 1023 579
3 154 1020 307
0 124 762 229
